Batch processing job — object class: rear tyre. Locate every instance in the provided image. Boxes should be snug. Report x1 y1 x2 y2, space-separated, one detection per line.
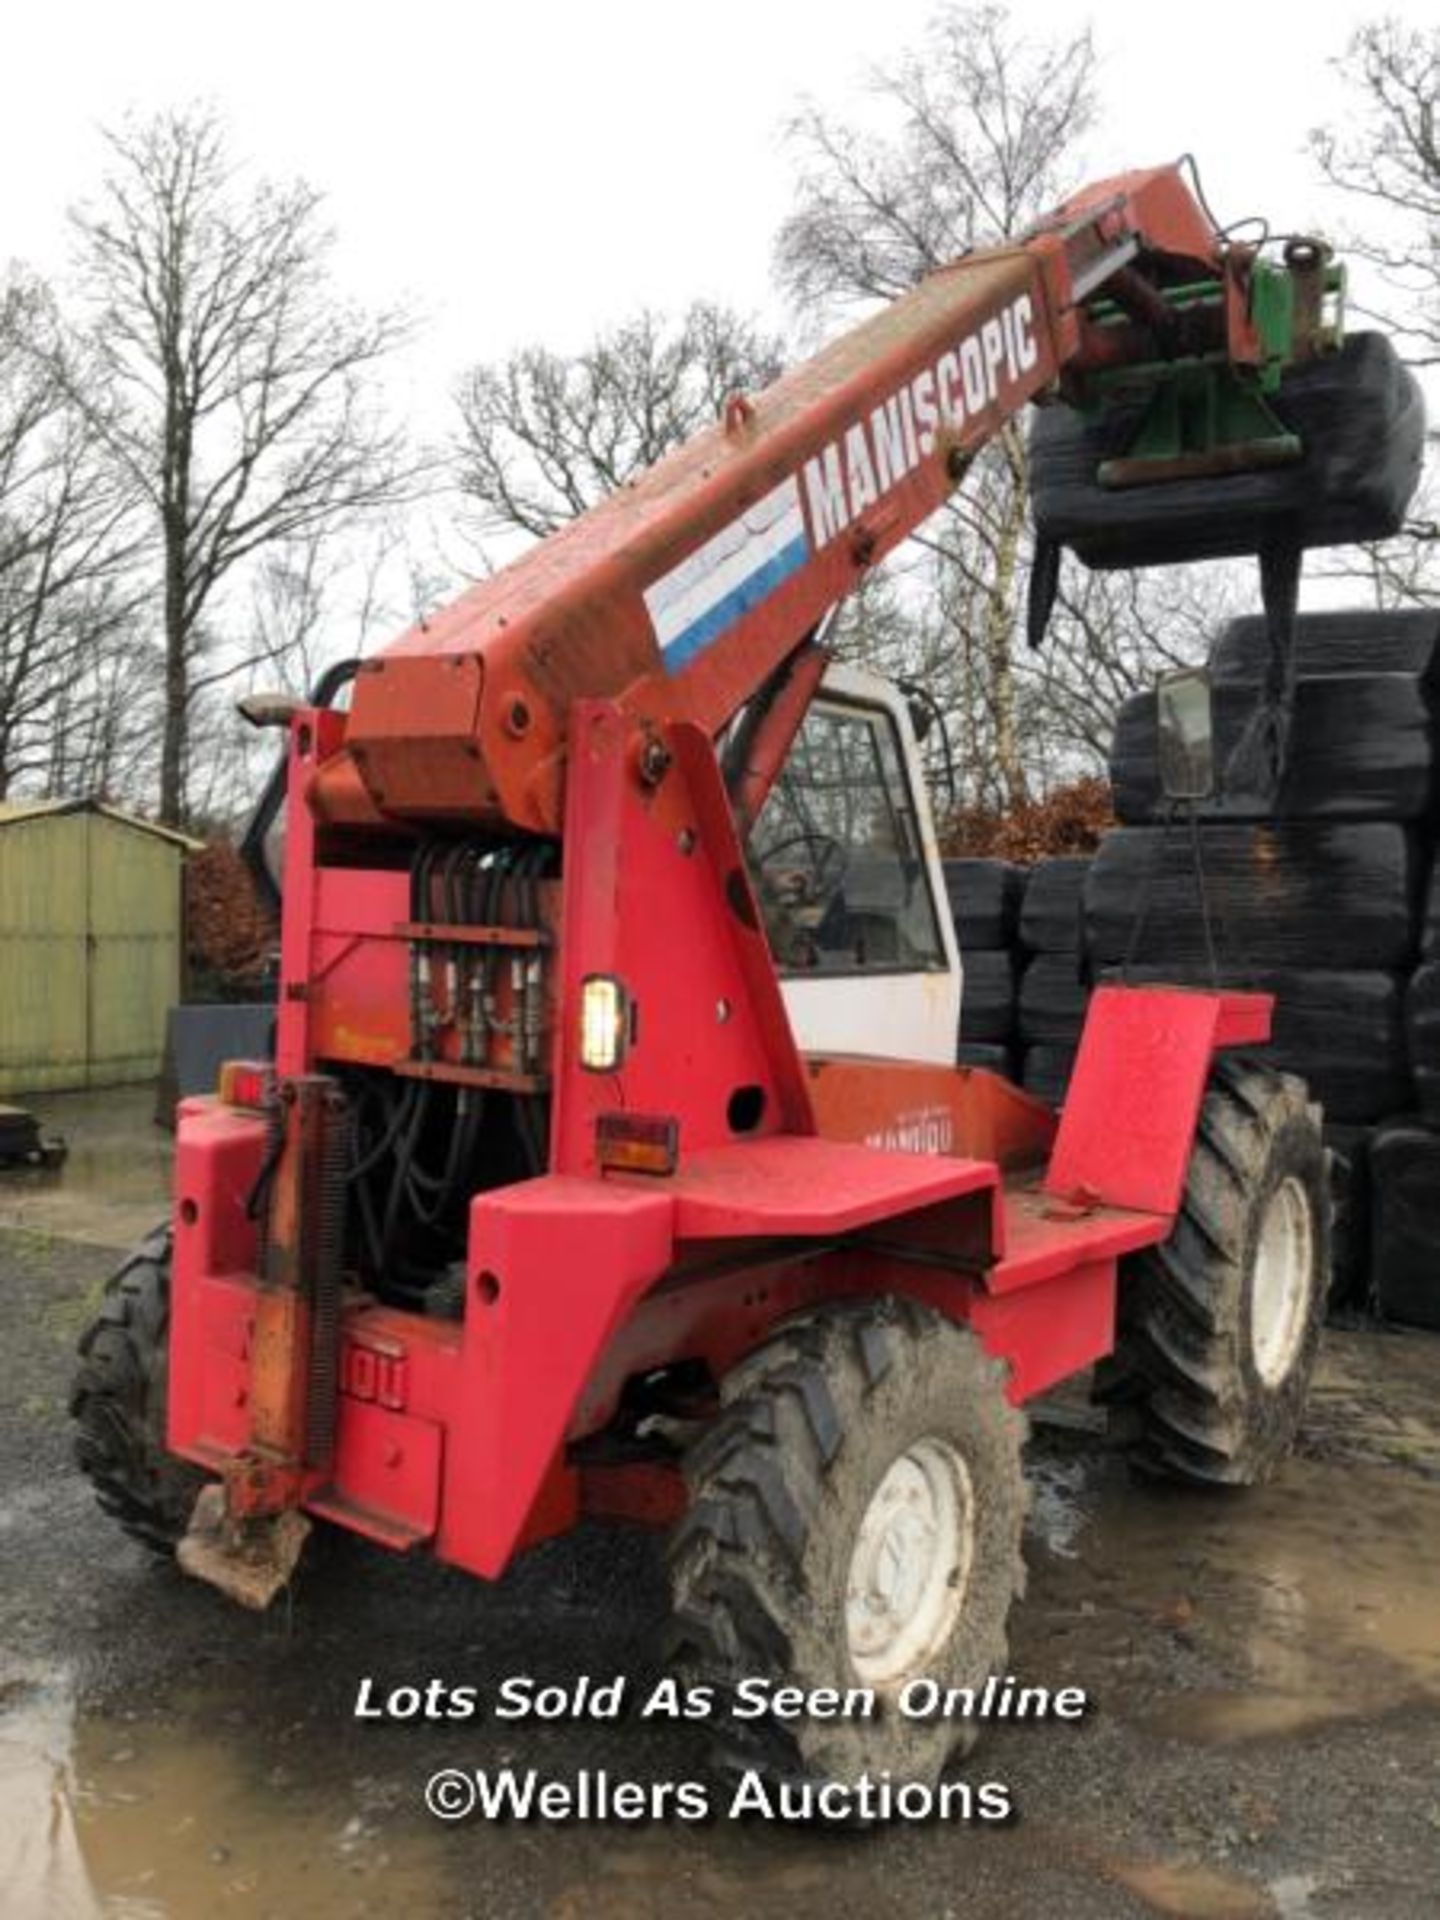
1112 1059 1328 1484
71 1227 204 1553
667 1298 1026 1792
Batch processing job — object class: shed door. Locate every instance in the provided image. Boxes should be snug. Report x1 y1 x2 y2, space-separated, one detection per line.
0 815 89 1094
85 816 182 1085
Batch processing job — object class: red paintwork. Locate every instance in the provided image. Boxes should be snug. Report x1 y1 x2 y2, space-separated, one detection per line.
729 641 830 835
1046 985 1274 1216
1040 167 1264 364
169 1100 266 1462
450 1176 672 1572
1210 990 1274 1049
806 1055 1056 1179
165 161 1294 1583
991 1185 1164 1294
665 1138 997 1240
970 1256 1117 1403
309 1397 443 1547
169 979 1227 1574
275 710 345 1077
549 703 813 1175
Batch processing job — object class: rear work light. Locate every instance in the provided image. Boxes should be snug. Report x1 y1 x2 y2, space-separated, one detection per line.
217 1060 274 1111
579 975 629 1073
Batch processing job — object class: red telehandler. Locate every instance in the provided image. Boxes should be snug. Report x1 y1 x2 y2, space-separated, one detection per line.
74 160 1421 1792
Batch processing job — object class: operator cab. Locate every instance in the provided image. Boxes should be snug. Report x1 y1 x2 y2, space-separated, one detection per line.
746 664 962 1067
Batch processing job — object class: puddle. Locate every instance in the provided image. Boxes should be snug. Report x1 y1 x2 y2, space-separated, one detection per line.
548 1844 834 1919
1026 1332 1440 1742
1093 1855 1328 1919
1103 1856 1274 1919
1301 1327 1440 1480
1152 1692 1349 1743
0 1086 172 1249
0 1662 457 1920
1268 1873 1321 1919
0 1669 95 1920
1026 1453 1093 1561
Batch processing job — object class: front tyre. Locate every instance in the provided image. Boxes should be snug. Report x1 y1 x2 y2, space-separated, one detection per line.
1113 1058 1328 1485
667 1298 1026 1791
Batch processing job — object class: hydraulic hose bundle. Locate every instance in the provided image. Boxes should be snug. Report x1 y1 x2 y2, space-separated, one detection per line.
345 836 556 1300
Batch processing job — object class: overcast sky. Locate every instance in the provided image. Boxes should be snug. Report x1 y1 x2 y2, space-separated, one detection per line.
6 0 1434 385
5 0 1433 637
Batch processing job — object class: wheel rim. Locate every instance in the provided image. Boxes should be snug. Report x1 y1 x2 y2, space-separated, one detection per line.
1250 1175 1314 1387
845 1436 974 1689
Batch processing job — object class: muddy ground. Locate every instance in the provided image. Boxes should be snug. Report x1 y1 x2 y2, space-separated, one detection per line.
2 1091 1439 1918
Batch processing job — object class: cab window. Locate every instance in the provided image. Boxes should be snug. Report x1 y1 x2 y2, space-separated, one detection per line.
749 700 945 974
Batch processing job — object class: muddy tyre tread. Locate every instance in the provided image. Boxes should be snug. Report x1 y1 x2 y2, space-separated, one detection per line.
1115 1058 1328 1486
668 1297 1027 1789
70 1226 203 1553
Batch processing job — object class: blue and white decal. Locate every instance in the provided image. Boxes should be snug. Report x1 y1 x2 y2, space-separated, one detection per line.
644 476 809 673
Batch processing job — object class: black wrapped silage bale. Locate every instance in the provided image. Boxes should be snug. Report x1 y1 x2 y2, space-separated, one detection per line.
1324 1123 1373 1309
1210 606 1440 686
1369 1122 1440 1330
941 858 1024 951
1423 857 1440 962
960 948 1016 1043
1030 333 1425 570
1019 953 1091 1046
957 1041 1014 1076
1085 822 1420 973
1018 856 1090 955
1109 674 1435 824
1021 1044 1078 1107
1105 966 1411 1126
1407 963 1440 1121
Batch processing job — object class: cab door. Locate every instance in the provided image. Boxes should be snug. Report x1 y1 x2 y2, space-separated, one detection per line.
748 665 961 1066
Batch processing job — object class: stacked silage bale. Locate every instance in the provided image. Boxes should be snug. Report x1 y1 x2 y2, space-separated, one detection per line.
943 858 1023 1077
1410 862 1440 1121
1015 857 1092 1106
1089 608 1439 1313
1375 844 1440 1328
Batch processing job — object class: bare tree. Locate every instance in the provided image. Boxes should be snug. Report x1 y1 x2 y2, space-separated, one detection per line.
241 522 400 700
1312 21 1439 369
454 302 786 552
838 541 1225 816
1024 568 1238 777
776 4 1096 316
0 270 145 798
1312 20 1439 599
67 106 414 825
43 626 163 803
175 523 413 832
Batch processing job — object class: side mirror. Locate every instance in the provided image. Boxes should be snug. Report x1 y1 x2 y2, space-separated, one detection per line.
1156 667 1215 802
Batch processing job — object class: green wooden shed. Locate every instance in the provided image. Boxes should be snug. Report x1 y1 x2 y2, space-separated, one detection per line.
0 800 199 1095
